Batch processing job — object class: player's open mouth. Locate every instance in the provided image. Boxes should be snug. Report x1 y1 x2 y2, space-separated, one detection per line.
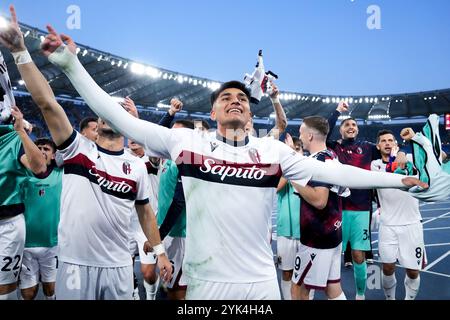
227 108 243 114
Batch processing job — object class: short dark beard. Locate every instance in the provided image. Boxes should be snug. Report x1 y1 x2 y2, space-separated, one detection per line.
99 128 122 140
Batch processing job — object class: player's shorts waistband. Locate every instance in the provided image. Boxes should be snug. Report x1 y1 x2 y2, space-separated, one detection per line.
0 203 25 220
0 212 24 225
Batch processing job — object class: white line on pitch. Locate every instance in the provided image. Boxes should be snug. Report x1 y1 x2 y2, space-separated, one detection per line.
369 260 450 278
372 226 450 235
424 251 450 271
421 208 450 212
422 212 450 225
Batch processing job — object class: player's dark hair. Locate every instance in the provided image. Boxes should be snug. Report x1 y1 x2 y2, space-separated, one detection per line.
340 117 357 127
35 137 57 153
79 117 98 132
377 129 395 143
173 119 195 130
210 81 251 106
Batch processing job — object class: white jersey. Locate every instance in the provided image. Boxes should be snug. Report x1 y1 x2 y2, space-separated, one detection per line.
143 129 312 283
58 131 150 267
371 159 422 226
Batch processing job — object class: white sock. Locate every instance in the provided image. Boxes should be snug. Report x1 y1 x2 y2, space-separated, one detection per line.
280 280 292 300
382 273 397 300
309 289 315 300
329 292 347 300
0 289 18 300
45 294 56 300
404 275 420 300
144 276 160 300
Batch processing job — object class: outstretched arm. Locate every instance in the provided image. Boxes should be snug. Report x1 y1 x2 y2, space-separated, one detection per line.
41 26 180 159
280 143 428 190
0 6 73 146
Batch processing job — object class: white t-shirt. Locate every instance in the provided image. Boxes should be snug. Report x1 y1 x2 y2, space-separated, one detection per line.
371 159 422 226
58 131 150 267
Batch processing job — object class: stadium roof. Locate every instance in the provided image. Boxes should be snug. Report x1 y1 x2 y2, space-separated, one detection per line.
3 22 450 122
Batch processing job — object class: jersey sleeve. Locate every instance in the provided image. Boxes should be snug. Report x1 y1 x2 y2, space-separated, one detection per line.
56 130 92 161
280 142 407 189
135 162 150 205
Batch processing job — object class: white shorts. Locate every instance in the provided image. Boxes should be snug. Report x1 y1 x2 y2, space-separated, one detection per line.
185 277 281 300
292 243 342 290
129 229 157 265
56 262 133 300
379 223 425 270
0 215 25 286
19 246 58 289
163 236 186 289
276 236 300 271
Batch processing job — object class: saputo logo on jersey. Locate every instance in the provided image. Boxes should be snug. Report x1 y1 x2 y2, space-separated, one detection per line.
200 158 267 181
176 151 281 188
64 153 137 200
88 166 134 194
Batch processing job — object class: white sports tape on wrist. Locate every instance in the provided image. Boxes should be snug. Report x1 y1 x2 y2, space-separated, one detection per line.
153 243 165 255
270 97 281 104
11 50 32 65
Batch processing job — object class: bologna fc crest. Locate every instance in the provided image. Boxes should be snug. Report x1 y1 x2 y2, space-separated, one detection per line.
249 148 261 164
38 189 45 197
122 162 132 175
356 147 363 154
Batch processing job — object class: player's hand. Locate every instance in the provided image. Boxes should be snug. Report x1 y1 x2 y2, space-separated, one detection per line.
395 151 408 170
0 5 26 53
123 96 139 118
337 101 349 113
269 82 279 99
284 133 294 150
400 128 415 142
41 25 77 57
169 98 183 116
11 106 29 133
157 254 173 283
401 177 428 190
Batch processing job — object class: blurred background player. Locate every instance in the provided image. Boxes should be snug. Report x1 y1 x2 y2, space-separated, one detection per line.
371 130 424 300
292 117 347 300
0 105 46 300
79 117 98 142
19 136 63 300
327 101 406 300
123 97 162 300
276 133 302 300
157 119 195 300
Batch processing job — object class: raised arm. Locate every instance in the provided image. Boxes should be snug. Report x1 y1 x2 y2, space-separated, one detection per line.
326 101 348 144
40 25 179 159
0 6 72 146
11 106 46 175
158 98 183 128
267 83 287 140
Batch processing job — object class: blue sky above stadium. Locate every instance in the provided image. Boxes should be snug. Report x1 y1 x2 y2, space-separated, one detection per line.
1 0 450 96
